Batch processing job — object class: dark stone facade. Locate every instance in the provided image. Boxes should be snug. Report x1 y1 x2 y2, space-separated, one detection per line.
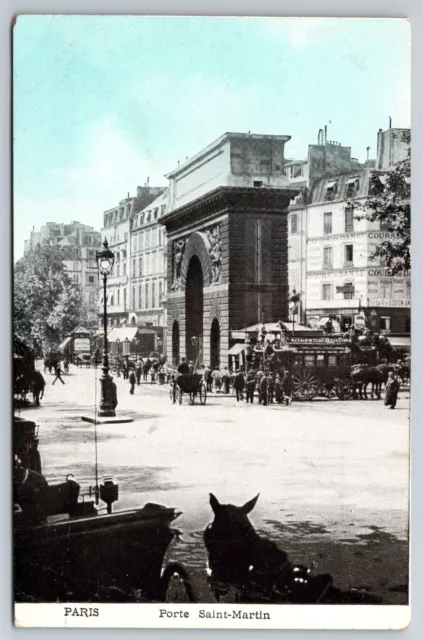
161 186 297 367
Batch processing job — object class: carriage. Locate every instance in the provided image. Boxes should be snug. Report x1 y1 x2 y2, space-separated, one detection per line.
170 373 207 405
14 416 196 604
252 335 354 401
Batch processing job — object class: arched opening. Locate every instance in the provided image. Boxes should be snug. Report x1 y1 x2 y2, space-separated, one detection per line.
210 318 220 369
172 321 180 366
185 255 204 364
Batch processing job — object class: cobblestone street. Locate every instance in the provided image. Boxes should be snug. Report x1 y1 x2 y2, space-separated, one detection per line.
17 363 410 604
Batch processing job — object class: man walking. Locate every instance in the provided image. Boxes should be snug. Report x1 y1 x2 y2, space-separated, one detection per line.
259 373 268 405
135 359 143 385
204 364 212 392
129 370 136 395
52 363 65 385
221 367 230 394
246 372 256 404
233 367 245 402
384 371 400 409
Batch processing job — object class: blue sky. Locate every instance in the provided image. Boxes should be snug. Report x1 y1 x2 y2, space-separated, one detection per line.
13 16 410 259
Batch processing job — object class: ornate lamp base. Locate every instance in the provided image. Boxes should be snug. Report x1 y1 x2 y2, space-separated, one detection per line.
98 373 117 417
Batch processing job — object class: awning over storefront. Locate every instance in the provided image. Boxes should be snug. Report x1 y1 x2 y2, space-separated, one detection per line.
389 337 411 350
228 343 245 356
107 327 139 343
58 337 72 350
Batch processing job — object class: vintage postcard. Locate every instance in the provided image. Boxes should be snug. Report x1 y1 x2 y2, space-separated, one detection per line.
13 16 411 629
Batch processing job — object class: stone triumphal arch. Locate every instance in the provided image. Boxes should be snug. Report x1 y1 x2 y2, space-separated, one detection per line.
161 186 297 368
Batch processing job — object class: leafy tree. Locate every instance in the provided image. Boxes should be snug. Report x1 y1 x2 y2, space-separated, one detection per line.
14 241 87 350
348 131 410 275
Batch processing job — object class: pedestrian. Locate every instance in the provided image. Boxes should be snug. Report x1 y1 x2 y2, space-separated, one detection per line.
178 357 190 375
122 359 128 380
143 360 150 382
267 374 274 404
63 358 69 374
135 359 142 385
204 364 212 392
188 361 195 374
129 370 136 394
212 367 221 393
52 363 65 385
282 371 292 405
150 367 156 384
246 372 256 404
384 371 400 409
222 367 230 394
259 374 268 405
233 367 245 402
275 374 283 404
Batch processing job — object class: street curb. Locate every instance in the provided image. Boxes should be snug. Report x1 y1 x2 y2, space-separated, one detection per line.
81 416 134 425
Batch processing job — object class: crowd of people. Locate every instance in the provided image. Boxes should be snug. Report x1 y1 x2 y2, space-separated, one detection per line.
175 358 293 406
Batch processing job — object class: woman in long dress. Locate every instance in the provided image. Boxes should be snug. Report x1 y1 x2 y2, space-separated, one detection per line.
384 372 400 409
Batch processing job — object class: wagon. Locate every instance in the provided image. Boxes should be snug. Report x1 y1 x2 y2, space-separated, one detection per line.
273 342 353 401
170 373 207 405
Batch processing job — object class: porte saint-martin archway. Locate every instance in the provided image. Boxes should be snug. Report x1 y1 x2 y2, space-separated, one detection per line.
185 255 204 364
161 186 297 368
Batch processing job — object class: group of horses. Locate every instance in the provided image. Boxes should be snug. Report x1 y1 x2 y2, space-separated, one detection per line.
350 361 410 400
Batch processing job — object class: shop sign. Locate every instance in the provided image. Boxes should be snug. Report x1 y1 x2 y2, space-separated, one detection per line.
372 299 410 308
289 336 350 345
74 338 90 352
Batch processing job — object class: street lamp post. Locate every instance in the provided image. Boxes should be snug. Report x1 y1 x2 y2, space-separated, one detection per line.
96 239 116 417
116 337 121 377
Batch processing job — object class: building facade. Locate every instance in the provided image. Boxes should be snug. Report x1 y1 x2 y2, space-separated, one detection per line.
128 189 168 331
289 169 410 334
23 221 101 326
99 185 165 329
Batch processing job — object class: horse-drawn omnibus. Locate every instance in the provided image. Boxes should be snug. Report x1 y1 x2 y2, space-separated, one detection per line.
252 335 354 401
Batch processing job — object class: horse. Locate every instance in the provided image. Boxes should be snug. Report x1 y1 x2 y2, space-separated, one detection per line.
351 364 390 399
204 493 381 604
31 371 46 406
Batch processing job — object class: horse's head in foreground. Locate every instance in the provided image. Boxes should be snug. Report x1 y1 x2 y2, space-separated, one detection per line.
207 492 260 539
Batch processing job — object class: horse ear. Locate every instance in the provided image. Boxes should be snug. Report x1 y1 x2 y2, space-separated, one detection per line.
209 493 221 513
241 493 260 514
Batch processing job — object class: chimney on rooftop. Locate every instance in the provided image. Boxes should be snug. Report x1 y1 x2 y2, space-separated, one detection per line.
389 116 392 129
366 146 370 162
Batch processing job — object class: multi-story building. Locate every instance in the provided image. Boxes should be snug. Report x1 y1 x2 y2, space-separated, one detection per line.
287 124 410 335
23 221 101 325
99 184 165 329
128 189 168 333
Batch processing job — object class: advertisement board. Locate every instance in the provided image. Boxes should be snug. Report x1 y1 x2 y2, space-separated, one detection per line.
74 337 90 352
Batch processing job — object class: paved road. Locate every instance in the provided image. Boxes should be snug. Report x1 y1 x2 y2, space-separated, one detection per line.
18 364 410 603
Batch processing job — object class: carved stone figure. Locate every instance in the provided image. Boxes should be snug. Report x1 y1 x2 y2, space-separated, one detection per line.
171 239 186 291
207 225 222 284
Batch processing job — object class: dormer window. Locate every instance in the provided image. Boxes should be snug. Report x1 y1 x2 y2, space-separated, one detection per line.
325 180 338 202
345 177 360 198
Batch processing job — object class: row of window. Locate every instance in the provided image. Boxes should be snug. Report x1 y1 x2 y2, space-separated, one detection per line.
104 206 131 227
290 208 355 235
321 280 411 301
324 177 360 203
292 352 350 368
131 252 166 278
132 205 167 229
322 245 354 269
105 280 164 311
131 227 164 252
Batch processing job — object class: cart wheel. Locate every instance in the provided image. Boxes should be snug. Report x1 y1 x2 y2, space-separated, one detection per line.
336 378 353 400
169 386 176 404
292 371 319 400
199 382 207 405
161 563 197 603
178 386 183 405
320 383 337 399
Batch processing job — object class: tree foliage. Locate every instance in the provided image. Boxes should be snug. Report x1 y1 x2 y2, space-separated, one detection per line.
348 131 410 275
14 241 87 350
